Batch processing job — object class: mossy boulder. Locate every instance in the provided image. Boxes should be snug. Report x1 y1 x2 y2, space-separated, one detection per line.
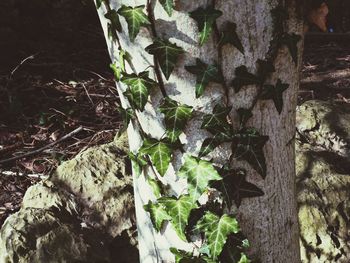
297 100 350 263
0 133 138 263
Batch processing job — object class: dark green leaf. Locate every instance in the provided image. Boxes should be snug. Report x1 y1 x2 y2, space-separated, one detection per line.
178 155 222 202
121 71 157 111
260 79 289 114
201 104 233 138
159 97 193 142
281 33 301 64
236 108 253 128
117 5 150 42
144 201 171 231
231 66 260 93
147 178 162 198
256 59 275 81
159 0 174 16
158 195 198 241
118 107 134 126
219 234 251 263
146 39 184 80
231 128 268 178
199 137 221 157
185 59 223 98
95 0 103 9
190 7 223 45
221 22 244 54
212 169 264 207
104 9 122 32
107 23 118 41
196 212 240 259
139 138 173 176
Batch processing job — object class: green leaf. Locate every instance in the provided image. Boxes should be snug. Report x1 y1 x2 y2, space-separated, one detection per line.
158 195 198 241
201 104 233 138
121 71 157 111
199 137 220 157
260 79 289 114
221 22 244 54
95 0 103 9
110 63 122 81
170 248 207 263
147 178 162 198
236 108 253 128
159 97 193 142
232 128 269 178
178 155 222 202
104 9 122 32
196 212 240 259
107 23 118 41
281 33 301 64
117 5 150 42
190 7 223 46
256 59 275 81
219 235 251 263
231 66 260 93
139 138 173 176
185 59 223 98
159 0 174 16
144 201 171 231
128 152 147 177
146 39 184 80
212 169 264 207
117 107 134 127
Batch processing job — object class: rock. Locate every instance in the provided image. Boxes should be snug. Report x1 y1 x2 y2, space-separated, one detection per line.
0 133 138 263
297 100 350 262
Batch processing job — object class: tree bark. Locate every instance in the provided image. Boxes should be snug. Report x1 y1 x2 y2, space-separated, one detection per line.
96 1 303 262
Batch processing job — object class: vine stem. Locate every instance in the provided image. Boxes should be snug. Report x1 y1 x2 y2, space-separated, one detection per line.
146 0 167 98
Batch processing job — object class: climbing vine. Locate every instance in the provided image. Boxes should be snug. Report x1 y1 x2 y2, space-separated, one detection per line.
97 1 301 262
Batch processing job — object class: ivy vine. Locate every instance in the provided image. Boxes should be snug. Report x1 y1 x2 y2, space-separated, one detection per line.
96 1 301 262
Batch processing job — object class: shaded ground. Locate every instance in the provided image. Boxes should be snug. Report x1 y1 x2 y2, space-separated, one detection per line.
1 1 350 228
0 1 122 226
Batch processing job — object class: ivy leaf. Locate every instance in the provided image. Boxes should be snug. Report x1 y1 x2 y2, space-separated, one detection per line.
104 9 122 32
178 155 222 202
128 152 147 177
117 107 134 127
212 169 264 207
117 5 150 42
139 138 173 176
236 108 253 128
232 128 269 178
260 79 289 114
158 195 198 241
257 59 275 81
110 63 122 81
231 66 260 93
221 22 244 54
185 59 223 98
190 7 223 45
201 104 233 139
147 178 162 198
159 97 193 142
219 235 251 263
199 137 220 157
196 212 240 259
144 201 171 232
107 23 118 41
159 0 174 16
95 0 103 9
170 248 207 263
121 71 157 111
146 39 184 80
281 33 301 64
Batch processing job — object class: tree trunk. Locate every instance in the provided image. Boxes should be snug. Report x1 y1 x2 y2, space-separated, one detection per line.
96 1 303 262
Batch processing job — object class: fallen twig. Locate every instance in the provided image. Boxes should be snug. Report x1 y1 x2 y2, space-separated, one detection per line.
0 126 84 165
0 170 48 179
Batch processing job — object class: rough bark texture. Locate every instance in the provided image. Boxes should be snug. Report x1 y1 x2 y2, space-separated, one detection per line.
96 1 303 262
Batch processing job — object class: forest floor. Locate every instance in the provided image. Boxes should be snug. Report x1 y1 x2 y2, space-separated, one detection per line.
1 12 350 226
